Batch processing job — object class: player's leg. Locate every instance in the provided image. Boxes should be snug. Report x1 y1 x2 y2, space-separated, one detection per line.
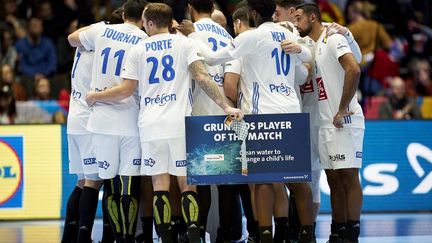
142 139 173 243
170 176 186 243
119 135 142 243
177 176 201 243
103 176 123 242
310 169 322 239
319 128 346 243
197 185 211 242
62 134 85 243
77 177 104 243
216 185 239 243
255 183 274 243
62 175 84 243
168 137 201 243
136 176 154 243
287 190 300 243
239 184 259 242
288 182 315 243
101 184 115 243
76 134 106 243
338 168 362 243
94 134 123 243
272 183 288 243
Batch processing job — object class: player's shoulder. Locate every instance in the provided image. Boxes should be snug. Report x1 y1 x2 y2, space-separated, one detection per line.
327 33 348 45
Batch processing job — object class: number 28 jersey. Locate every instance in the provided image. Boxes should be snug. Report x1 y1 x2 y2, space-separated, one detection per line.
121 33 204 142
79 23 147 136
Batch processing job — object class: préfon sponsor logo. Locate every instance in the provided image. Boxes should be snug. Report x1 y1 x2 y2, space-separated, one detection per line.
269 83 294 96
144 93 176 106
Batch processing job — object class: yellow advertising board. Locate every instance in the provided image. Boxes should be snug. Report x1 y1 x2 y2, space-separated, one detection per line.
0 125 62 219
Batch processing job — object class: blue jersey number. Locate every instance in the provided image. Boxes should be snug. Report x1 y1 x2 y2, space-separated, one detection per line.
146 55 176 84
71 51 81 78
271 48 290 76
101 47 125 76
208 37 227 51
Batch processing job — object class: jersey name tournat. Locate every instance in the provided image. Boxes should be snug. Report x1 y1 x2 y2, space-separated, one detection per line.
101 27 142 45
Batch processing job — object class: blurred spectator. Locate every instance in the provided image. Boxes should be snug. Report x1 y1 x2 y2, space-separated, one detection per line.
56 19 77 74
347 1 394 97
0 0 26 39
0 83 16 124
52 110 66 124
0 28 18 69
15 16 57 94
0 63 27 101
317 0 346 25
347 1 392 66
379 76 422 119
405 20 432 64
406 58 432 96
32 76 51 100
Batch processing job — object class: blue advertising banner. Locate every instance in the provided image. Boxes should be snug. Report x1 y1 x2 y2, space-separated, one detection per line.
319 121 432 212
186 113 311 185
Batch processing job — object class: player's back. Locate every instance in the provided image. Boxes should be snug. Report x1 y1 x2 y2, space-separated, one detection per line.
231 22 301 114
131 33 202 141
79 23 147 136
67 47 94 134
192 18 233 115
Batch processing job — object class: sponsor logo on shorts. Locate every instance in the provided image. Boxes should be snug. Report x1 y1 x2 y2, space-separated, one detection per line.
329 154 346 162
98 160 110 170
204 154 224 161
356 152 362 158
133 159 141 165
144 158 156 167
83 158 96 165
176 160 187 167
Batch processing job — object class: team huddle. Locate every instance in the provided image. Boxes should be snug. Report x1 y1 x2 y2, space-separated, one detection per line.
63 1 364 243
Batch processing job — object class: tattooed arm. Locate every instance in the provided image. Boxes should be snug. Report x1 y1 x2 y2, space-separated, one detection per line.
189 60 243 120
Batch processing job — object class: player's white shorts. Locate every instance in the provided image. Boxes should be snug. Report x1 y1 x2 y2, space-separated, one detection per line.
309 169 321 203
140 137 187 176
68 134 98 177
93 134 141 179
319 127 364 170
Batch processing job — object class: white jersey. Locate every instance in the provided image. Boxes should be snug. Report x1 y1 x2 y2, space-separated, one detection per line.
67 47 94 134
121 33 204 142
192 18 233 115
79 23 148 136
227 22 301 114
314 31 365 129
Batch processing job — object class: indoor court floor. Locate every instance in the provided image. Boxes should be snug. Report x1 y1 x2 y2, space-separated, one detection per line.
0 213 431 243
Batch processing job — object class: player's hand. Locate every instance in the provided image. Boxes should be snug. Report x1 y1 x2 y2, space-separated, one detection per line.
333 109 354 128
224 107 244 121
325 22 348 36
85 91 97 107
176 20 195 36
281 40 302 54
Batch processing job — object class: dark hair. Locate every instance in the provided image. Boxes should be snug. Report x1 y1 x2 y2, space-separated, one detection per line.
0 84 16 119
123 0 148 21
107 7 124 24
296 3 321 22
247 0 276 19
143 3 173 28
188 0 214 14
275 0 304 8
232 7 249 24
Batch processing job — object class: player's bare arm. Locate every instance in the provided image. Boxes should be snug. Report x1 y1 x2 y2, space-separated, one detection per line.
223 72 240 106
176 20 196 36
281 39 312 63
189 60 243 120
333 53 361 128
67 25 92 47
85 79 138 107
